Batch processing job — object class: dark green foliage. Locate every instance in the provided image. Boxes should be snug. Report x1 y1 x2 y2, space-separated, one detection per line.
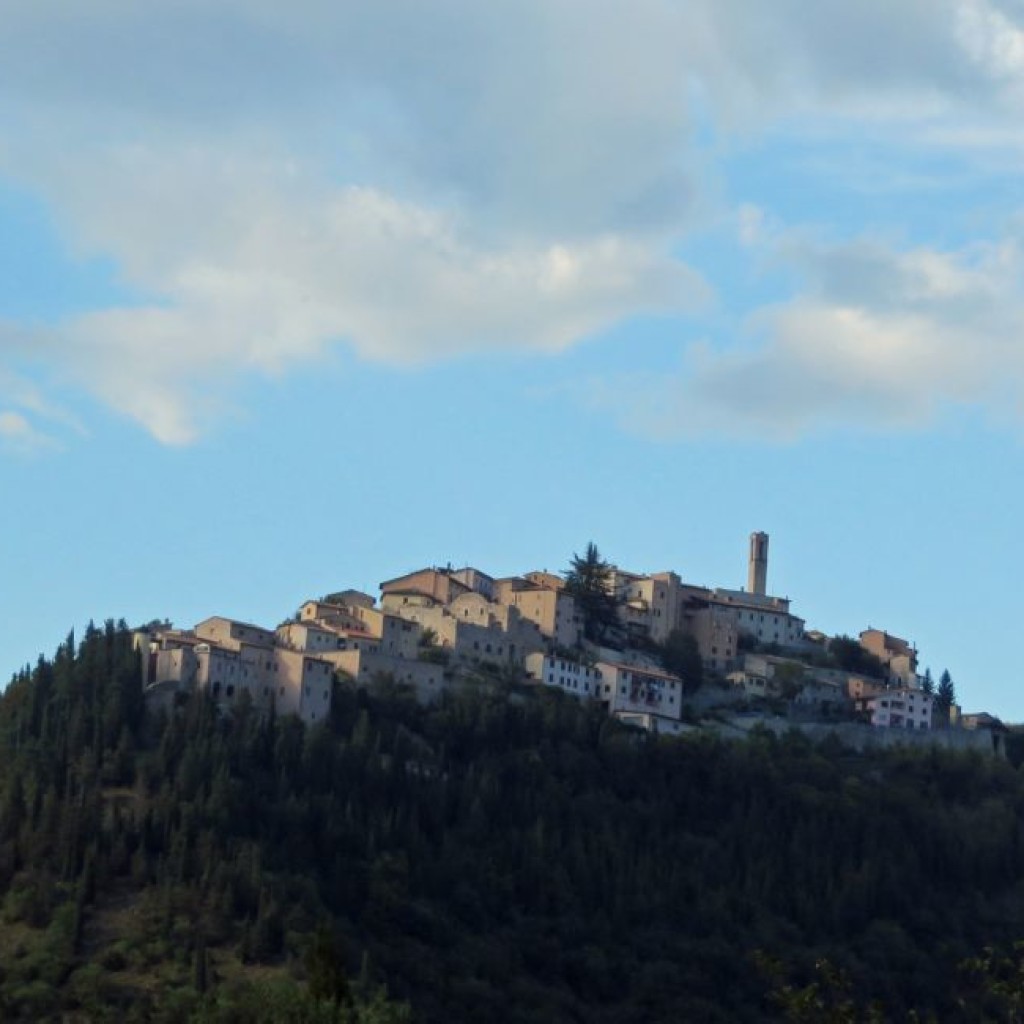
828 636 887 679
563 542 619 642
660 629 703 691
936 669 957 713
0 622 1023 1022
306 923 350 1005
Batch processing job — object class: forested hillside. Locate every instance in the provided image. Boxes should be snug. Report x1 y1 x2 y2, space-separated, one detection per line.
3 623 1024 1021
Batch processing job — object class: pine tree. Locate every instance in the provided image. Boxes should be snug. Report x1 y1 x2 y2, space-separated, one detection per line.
564 542 619 642
305 922 350 1005
921 668 934 694
936 670 956 713
193 936 209 994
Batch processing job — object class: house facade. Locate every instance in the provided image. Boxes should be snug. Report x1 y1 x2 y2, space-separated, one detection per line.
855 686 934 730
525 652 599 699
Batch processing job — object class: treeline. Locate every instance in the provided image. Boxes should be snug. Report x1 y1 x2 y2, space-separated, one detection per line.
2 624 1024 1020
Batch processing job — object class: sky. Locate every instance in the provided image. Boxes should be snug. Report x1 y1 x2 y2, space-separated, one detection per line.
2 1 1023 716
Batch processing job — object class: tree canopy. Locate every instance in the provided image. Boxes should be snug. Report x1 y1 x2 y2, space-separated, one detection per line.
661 629 703 692
563 542 619 642
827 636 887 679
936 669 957 714
0 620 1014 1022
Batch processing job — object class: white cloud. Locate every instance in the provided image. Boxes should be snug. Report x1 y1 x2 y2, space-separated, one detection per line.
0 410 55 454
2 1 1024 443
38 174 704 443
0 364 81 451
956 0 1024 83
0 411 32 438
597 230 1024 440
736 205 767 248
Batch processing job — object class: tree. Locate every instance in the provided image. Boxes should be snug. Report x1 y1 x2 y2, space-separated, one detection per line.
921 668 934 695
828 636 886 680
936 670 956 714
661 630 703 692
305 922 349 1005
563 543 619 642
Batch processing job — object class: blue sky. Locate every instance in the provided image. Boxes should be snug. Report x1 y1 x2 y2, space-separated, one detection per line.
2 1 1024 716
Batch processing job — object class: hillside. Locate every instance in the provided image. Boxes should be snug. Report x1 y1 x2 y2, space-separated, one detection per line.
3 622 1024 1021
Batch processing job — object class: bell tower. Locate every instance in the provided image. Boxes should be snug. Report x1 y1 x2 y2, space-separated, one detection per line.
748 531 769 595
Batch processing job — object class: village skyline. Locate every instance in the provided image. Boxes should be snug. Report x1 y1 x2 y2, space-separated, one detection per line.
2 2 1023 717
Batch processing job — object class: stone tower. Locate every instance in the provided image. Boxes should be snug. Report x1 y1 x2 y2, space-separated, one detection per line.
747 531 769 595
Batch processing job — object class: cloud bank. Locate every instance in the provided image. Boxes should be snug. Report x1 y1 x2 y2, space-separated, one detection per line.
598 229 1024 440
1 0 1023 443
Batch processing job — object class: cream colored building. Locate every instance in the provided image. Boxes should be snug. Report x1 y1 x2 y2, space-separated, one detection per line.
372 610 424 659
276 620 344 654
680 592 739 674
325 589 376 609
319 626 380 655
136 626 203 688
729 655 849 711
962 712 1002 730
323 649 448 704
522 571 565 592
341 605 423 659
606 569 684 646
381 590 441 613
141 616 334 726
380 567 472 606
595 660 684 720
727 668 782 699
299 600 367 632
195 616 276 651
300 596 423 659
524 652 599 699
793 678 847 714
845 675 886 701
855 686 933 730
494 578 583 649
270 647 334 724
709 589 805 648
151 645 199 691
388 595 544 666
859 629 919 687
449 567 496 600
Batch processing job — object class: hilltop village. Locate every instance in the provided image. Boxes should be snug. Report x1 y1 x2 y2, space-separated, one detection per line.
135 533 1003 750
